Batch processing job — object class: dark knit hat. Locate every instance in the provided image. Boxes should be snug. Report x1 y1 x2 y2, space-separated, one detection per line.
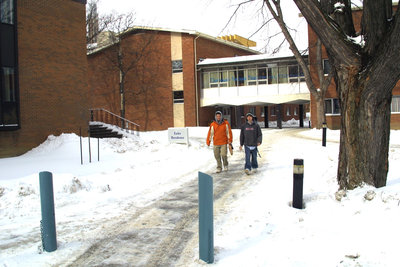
246 112 254 118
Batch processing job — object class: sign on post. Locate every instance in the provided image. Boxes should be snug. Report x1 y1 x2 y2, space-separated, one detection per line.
168 127 189 145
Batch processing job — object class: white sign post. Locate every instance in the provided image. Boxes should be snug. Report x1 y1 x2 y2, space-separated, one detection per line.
168 128 189 146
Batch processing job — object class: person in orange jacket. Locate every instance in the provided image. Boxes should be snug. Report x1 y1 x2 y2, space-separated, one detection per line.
206 111 233 173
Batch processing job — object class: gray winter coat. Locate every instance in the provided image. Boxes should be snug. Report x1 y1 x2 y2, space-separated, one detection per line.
240 121 262 147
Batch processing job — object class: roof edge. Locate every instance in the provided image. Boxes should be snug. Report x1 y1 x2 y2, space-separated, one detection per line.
87 26 261 55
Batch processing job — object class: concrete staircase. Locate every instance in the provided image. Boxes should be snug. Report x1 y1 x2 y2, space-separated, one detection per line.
89 123 123 139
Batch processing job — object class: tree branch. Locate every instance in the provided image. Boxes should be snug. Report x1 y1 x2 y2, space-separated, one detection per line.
293 0 360 68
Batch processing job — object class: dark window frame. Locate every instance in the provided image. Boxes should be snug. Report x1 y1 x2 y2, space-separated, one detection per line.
173 90 184 103
172 60 183 73
0 0 19 130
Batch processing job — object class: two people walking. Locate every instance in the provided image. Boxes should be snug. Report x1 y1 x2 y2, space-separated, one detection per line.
207 111 262 174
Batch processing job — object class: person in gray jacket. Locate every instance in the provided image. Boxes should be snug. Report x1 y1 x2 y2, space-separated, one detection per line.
239 112 262 174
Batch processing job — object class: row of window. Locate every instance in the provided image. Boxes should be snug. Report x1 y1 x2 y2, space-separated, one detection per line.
202 64 305 88
324 96 400 115
1 0 18 128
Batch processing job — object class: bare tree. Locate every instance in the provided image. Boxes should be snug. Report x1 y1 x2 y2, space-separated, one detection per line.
86 0 113 45
293 0 400 189
264 0 334 128
222 0 333 128
87 8 156 128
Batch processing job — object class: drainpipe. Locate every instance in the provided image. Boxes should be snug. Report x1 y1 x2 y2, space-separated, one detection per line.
194 34 200 126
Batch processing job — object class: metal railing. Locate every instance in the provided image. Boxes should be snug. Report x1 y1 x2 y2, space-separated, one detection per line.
89 108 140 136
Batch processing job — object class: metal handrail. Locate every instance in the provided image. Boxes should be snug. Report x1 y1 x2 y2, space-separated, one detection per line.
89 108 140 136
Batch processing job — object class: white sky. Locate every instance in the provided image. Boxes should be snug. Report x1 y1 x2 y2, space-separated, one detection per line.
95 0 308 54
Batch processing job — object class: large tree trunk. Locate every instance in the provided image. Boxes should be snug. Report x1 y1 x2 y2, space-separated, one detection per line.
293 0 400 190
336 68 391 189
314 94 326 128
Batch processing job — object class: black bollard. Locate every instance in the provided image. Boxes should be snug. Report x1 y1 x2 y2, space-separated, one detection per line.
39 171 57 252
322 122 327 147
292 159 304 209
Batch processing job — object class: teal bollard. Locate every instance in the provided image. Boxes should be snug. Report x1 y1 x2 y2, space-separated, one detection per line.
39 171 57 252
198 172 214 263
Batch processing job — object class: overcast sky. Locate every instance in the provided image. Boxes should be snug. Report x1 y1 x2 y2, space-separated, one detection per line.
95 0 308 55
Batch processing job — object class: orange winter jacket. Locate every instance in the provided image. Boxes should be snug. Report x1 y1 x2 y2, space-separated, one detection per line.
206 119 233 146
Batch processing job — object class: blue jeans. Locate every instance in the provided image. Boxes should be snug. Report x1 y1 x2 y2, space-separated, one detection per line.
244 146 258 170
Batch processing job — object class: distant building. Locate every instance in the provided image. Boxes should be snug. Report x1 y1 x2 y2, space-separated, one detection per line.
87 27 260 131
0 0 88 157
197 54 309 128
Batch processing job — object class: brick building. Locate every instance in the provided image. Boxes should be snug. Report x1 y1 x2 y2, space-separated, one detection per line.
87 27 259 131
308 6 400 129
0 0 88 157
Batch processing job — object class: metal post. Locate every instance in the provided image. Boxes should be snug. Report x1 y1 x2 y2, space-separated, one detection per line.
277 104 283 129
88 130 91 163
322 122 327 147
198 172 214 263
292 159 304 209
39 171 57 252
299 105 304 128
97 138 100 161
264 106 269 128
79 128 83 165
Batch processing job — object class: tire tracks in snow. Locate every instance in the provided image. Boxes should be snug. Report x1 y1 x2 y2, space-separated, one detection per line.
62 129 307 267
63 141 261 266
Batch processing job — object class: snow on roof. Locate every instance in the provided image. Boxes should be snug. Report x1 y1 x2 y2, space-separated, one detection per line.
88 26 260 55
197 52 308 66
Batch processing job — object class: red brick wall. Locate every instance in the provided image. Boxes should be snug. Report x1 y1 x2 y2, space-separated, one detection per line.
88 31 174 131
88 31 259 131
0 0 88 157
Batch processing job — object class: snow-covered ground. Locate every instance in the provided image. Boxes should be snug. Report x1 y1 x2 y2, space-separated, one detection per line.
1 125 399 266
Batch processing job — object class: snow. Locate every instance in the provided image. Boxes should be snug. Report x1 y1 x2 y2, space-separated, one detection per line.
1 124 400 266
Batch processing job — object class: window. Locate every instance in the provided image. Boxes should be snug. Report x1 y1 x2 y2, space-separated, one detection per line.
270 106 277 116
238 68 245 86
323 59 331 75
210 72 219 88
391 96 400 113
288 65 305 83
247 68 257 85
202 72 210 89
278 66 288 84
2 67 15 101
325 98 340 115
228 70 237 87
288 65 299 83
1 0 18 128
200 62 308 89
1 0 14 24
172 60 182 73
1 67 18 125
268 67 278 84
173 90 184 103
249 107 256 116
219 71 228 87
286 106 291 116
257 67 267 84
